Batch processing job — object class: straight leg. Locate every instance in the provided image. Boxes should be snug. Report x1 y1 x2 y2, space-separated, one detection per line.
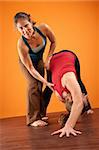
74 56 92 112
19 59 43 125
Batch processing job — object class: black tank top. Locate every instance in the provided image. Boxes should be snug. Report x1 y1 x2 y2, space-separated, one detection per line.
22 26 47 65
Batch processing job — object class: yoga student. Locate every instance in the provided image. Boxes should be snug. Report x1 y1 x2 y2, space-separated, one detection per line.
48 50 93 137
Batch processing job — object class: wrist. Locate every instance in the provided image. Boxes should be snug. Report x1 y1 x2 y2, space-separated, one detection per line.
44 80 48 85
47 54 53 59
48 54 53 57
47 55 52 62
65 121 73 128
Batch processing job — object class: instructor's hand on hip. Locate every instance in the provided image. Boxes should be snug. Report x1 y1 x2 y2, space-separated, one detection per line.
46 82 54 91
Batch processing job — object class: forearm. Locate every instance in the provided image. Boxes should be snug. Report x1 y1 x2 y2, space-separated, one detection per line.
28 66 48 84
20 57 48 84
46 42 56 59
66 100 83 128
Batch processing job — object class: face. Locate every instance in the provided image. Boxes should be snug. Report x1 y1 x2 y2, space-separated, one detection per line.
62 91 72 102
16 18 34 39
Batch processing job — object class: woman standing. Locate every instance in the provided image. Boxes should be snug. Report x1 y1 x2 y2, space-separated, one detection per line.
14 12 56 127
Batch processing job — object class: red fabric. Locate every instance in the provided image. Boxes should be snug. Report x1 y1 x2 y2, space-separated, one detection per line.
50 51 77 98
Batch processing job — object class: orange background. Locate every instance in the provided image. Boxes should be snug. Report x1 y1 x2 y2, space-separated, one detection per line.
0 1 99 118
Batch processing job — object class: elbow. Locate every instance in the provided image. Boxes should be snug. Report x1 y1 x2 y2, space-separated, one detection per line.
51 41 56 49
73 90 84 111
29 65 35 73
76 100 84 111
73 95 84 110
54 41 56 48
27 65 35 75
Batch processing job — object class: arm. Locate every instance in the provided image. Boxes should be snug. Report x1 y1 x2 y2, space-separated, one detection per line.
51 72 83 137
17 39 54 91
64 73 83 128
39 24 56 69
45 24 56 59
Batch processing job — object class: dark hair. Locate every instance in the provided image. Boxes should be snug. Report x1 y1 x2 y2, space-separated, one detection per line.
14 12 36 25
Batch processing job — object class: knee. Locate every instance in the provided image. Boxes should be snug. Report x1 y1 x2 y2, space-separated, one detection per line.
27 84 39 95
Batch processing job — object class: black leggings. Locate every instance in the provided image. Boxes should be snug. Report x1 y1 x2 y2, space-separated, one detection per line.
75 55 87 94
74 55 92 112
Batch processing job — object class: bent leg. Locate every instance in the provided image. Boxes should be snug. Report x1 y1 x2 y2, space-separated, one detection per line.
42 70 53 116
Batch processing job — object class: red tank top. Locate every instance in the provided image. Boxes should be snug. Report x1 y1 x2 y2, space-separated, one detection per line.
50 51 77 98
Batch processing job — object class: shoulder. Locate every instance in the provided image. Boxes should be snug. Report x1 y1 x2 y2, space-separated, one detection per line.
36 23 51 35
17 37 28 54
37 23 50 30
17 37 23 48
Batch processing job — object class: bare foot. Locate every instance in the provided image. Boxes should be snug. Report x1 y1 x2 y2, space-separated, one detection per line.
42 116 48 121
87 109 94 114
30 120 48 127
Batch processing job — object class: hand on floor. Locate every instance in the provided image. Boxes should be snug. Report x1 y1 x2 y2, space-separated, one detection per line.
51 125 82 138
